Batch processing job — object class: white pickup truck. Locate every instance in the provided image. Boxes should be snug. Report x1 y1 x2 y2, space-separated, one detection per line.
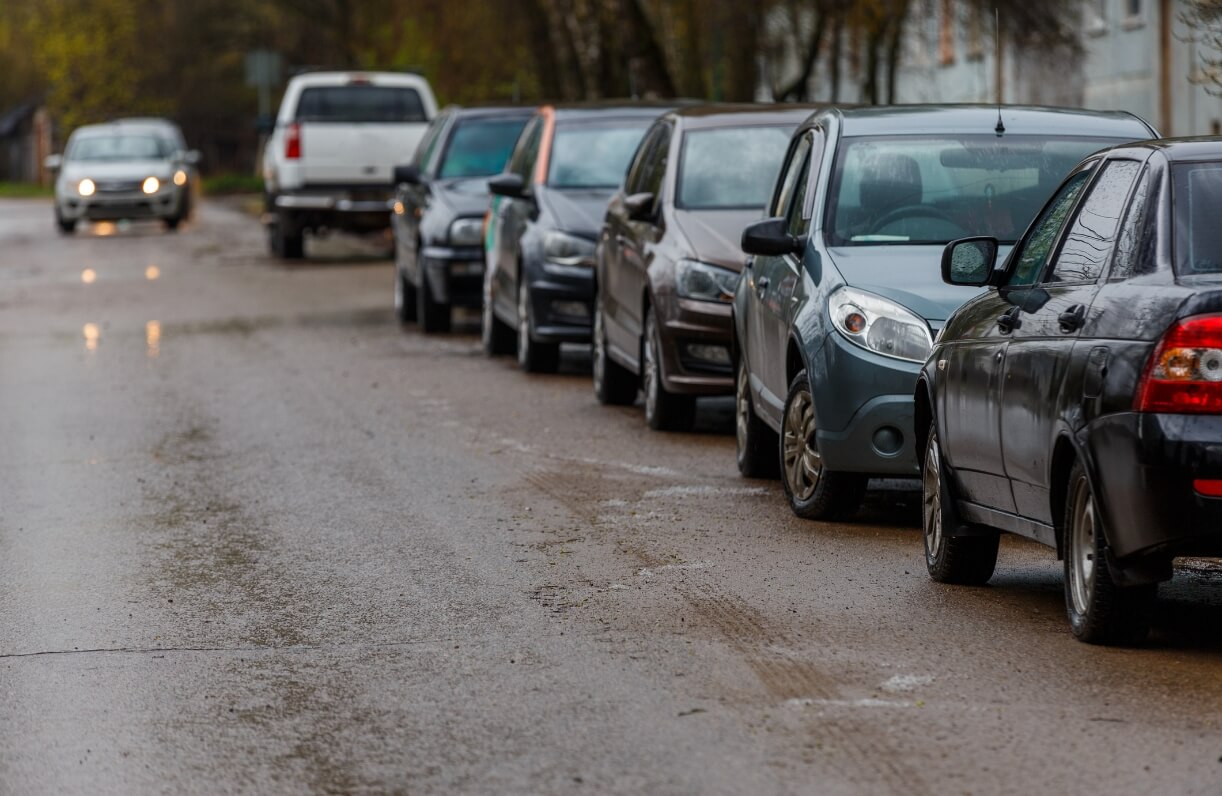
262 71 437 259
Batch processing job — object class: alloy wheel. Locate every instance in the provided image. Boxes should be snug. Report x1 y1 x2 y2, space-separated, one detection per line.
517 281 531 368
923 436 945 565
643 319 660 422
593 303 607 395
1069 479 1097 617
782 386 821 501
735 363 750 455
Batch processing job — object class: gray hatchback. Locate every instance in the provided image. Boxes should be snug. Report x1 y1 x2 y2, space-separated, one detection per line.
733 105 1156 520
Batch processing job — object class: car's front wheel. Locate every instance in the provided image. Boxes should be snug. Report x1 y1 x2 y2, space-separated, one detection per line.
517 277 558 373
735 358 778 479
394 264 417 325
55 212 75 235
643 308 694 431
922 422 999 585
780 370 865 520
417 266 451 334
1063 460 1156 645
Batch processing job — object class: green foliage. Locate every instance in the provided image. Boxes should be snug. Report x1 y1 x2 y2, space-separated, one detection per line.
0 182 54 198
202 173 265 195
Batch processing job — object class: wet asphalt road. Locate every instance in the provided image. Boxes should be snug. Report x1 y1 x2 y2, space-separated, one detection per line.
1 198 1221 795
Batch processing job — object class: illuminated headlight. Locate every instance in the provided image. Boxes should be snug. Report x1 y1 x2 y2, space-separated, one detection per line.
828 286 933 363
173 170 188 187
676 259 737 302
142 177 160 194
78 179 96 197
448 217 484 247
543 231 595 267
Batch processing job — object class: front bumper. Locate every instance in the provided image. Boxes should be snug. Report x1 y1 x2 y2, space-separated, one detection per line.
527 263 595 344
810 330 921 476
1084 412 1222 563
58 189 182 221
421 245 485 307
656 294 734 396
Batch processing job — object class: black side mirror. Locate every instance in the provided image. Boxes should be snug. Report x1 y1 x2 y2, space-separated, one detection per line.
489 173 528 199
741 217 800 257
394 164 422 186
624 192 656 222
941 236 999 287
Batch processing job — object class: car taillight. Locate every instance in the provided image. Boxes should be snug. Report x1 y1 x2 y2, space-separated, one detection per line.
1134 314 1222 413
285 123 301 160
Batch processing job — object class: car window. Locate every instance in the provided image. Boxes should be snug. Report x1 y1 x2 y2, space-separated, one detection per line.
1050 160 1141 283
625 123 665 195
1172 161 1222 276
507 116 543 182
416 115 448 172
295 86 426 123
1110 166 1156 279
438 116 530 179
677 125 795 210
1006 168 1093 287
68 135 174 161
547 119 652 189
638 125 671 201
785 149 814 238
771 133 813 219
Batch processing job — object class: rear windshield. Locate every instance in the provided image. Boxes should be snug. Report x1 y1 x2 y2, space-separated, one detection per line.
438 116 531 179
678 125 795 210
548 120 651 189
826 134 1127 246
68 135 174 161
1173 162 1222 276
294 86 427 123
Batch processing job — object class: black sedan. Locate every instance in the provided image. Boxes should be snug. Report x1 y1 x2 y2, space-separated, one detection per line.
392 106 533 332
917 138 1222 645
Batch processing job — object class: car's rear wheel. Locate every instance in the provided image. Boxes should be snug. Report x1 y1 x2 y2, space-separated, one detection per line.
417 266 451 333
394 265 417 324
644 308 695 431
593 297 637 405
922 422 999 585
736 358 779 478
780 370 865 520
517 277 558 373
1063 460 1156 645
271 212 304 260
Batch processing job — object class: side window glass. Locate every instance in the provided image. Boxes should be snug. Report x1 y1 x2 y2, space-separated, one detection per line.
1051 160 1141 283
786 150 814 238
771 134 813 218
641 127 671 200
625 125 662 195
1110 166 1155 279
1007 169 1092 287
508 117 542 181
416 117 446 172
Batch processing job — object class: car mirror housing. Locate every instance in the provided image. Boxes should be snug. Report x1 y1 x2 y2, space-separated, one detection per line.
941 237 999 287
489 173 528 199
741 217 801 257
394 164 422 186
44 154 63 172
624 192 656 222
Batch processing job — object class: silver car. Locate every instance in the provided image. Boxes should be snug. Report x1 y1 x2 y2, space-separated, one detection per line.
45 118 200 234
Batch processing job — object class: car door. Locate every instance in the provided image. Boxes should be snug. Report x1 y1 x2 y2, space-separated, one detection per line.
1001 158 1143 523
492 115 543 321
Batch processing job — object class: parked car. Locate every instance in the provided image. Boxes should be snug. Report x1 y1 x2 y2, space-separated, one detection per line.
734 105 1156 520
262 71 437 259
593 104 814 430
918 137 1222 644
45 117 200 234
391 106 534 332
482 104 671 372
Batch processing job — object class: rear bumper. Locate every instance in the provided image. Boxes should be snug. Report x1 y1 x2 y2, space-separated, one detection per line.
528 263 595 344
421 245 485 307
273 186 394 232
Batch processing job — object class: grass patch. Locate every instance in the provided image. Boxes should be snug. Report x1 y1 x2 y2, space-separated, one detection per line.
202 173 264 196
0 182 53 198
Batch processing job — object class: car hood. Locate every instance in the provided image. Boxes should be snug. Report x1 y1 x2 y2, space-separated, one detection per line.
826 245 1012 322
61 160 172 180
435 177 495 218
673 209 758 273
542 188 614 237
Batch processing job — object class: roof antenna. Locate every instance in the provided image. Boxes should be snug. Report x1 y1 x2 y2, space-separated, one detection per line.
994 7 1005 136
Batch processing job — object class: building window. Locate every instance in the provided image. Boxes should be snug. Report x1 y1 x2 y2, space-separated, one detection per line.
1124 0 1145 28
939 0 955 66
1085 0 1108 36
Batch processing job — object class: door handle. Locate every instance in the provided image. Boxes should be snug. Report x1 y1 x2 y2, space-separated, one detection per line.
996 307 1021 334
994 349 1005 361
756 275 770 295
1058 304 1087 333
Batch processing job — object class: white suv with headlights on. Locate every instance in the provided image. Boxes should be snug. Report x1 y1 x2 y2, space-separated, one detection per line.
46 118 200 234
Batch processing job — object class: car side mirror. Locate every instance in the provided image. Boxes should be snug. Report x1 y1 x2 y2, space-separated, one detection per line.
44 154 63 172
489 173 528 199
741 217 800 257
624 192 656 222
394 164 422 186
941 236 999 287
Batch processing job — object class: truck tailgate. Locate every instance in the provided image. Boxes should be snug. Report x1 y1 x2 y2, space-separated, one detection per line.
300 123 427 185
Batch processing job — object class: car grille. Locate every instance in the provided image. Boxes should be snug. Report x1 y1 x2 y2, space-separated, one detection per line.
96 180 142 194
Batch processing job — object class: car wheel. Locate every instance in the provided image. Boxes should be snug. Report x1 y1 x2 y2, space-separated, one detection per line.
1063 460 1156 645
417 265 451 333
272 212 304 260
394 264 417 325
592 297 637 405
517 276 558 373
55 213 76 235
163 217 180 232
643 308 695 431
780 370 866 520
736 358 778 479
482 287 515 355
922 422 999 585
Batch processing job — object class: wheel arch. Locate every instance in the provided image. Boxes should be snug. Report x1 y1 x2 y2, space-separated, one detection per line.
913 377 934 469
785 334 808 387
1048 432 1081 560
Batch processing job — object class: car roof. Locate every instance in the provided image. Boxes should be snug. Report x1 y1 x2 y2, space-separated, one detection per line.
72 119 181 138
286 71 431 89
440 105 538 120
1123 136 1222 162
813 104 1156 139
669 103 821 130
548 102 678 122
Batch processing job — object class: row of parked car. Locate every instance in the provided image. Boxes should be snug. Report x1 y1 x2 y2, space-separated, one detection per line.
262 71 1222 646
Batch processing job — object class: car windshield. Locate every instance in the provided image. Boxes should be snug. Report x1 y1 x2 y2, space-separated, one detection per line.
69 135 173 162
438 116 530 179
678 125 795 210
1173 161 1222 277
295 86 426 123
548 120 651 189
825 134 1127 246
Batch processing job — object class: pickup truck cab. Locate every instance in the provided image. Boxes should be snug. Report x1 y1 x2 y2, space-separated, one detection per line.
263 71 437 259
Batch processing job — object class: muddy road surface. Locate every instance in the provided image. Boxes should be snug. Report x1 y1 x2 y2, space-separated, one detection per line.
1 199 1220 795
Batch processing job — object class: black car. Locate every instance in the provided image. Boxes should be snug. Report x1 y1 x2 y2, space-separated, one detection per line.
917 138 1222 645
482 104 669 372
392 106 533 332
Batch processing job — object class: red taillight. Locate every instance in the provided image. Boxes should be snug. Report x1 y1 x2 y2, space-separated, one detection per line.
1135 314 1222 413
1194 479 1222 496
285 123 301 160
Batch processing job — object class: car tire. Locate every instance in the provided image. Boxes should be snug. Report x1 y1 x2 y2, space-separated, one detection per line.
56 213 76 235
394 265 417 325
417 266 451 334
922 422 1000 585
1063 460 1156 645
517 277 559 373
271 212 304 260
482 289 515 355
736 358 779 479
593 297 637 405
643 308 695 431
163 217 181 232
779 370 866 520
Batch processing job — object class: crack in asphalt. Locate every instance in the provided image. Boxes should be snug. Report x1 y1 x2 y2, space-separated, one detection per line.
0 636 491 661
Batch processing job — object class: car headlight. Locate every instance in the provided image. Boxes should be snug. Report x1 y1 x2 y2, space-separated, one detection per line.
173 170 188 187
828 286 933 363
676 259 738 303
448 217 484 247
78 178 95 197
142 177 160 194
543 231 595 267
